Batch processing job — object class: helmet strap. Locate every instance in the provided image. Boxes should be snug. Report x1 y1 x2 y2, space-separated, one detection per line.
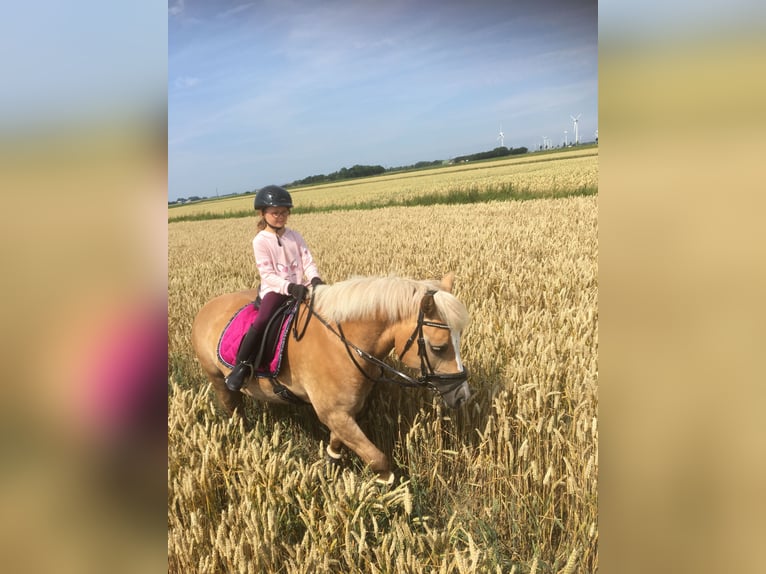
264 220 285 246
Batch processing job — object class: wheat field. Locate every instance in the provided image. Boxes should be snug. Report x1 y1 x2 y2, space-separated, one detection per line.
168 147 598 218
169 179 598 571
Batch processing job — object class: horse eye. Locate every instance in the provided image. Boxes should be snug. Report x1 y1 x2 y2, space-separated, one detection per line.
430 344 446 353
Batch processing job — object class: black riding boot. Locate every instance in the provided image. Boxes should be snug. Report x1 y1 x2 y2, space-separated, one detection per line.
225 323 263 391
225 361 253 392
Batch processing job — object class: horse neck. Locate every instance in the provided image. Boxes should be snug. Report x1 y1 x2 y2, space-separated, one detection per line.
337 315 400 358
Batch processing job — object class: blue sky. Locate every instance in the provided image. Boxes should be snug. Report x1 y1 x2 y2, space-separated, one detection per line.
168 0 597 201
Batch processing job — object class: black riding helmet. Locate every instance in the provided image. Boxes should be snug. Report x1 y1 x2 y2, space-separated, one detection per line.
254 185 293 210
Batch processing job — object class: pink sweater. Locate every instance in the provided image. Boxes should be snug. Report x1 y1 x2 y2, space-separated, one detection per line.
252 228 320 297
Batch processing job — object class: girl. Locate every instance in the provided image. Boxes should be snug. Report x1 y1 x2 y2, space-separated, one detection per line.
225 185 323 391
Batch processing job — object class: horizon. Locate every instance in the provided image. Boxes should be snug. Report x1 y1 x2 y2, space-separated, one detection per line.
168 141 598 203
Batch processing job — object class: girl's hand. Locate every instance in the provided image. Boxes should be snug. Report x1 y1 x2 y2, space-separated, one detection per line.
287 283 307 301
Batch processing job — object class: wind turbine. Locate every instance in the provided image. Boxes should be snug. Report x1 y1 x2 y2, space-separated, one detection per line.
497 127 505 147
564 130 568 146
570 114 582 145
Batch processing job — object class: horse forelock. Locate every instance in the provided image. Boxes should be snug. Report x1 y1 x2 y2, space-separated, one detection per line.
313 275 469 330
432 289 471 332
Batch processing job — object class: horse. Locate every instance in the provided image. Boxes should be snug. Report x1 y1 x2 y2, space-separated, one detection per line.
191 273 471 484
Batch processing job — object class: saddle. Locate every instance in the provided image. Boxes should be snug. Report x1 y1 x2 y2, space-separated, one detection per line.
217 297 298 377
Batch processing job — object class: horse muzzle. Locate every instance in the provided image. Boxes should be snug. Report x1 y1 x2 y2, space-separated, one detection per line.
443 380 472 409
429 368 472 409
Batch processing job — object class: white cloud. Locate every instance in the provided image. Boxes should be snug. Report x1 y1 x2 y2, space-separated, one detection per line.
217 3 256 19
169 0 185 17
174 76 200 89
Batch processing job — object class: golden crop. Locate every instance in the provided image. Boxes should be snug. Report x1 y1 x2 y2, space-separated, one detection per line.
169 189 598 571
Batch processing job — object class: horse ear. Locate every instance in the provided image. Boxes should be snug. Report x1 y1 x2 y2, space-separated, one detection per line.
440 272 455 293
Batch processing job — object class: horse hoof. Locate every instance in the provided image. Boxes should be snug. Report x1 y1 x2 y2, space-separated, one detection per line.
325 444 343 467
375 472 396 487
325 455 343 468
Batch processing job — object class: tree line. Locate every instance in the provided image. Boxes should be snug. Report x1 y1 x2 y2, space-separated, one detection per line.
451 146 528 164
291 164 386 186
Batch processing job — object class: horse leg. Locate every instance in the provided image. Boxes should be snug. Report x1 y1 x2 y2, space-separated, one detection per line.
324 432 345 467
323 412 394 485
328 432 344 459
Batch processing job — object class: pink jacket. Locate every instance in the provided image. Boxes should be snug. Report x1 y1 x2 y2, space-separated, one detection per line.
252 228 320 297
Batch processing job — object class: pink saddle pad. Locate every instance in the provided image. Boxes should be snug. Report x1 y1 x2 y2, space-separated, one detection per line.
216 303 293 376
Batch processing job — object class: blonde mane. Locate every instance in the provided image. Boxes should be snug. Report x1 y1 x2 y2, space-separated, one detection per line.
313 275 470 331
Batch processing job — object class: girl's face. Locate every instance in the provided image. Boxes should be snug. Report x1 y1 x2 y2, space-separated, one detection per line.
263 207 290 225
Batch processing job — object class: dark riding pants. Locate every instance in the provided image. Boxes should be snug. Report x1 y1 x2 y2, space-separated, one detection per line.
235 291 290 364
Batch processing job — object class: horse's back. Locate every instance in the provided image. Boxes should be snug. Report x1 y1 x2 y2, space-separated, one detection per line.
191 289 259 376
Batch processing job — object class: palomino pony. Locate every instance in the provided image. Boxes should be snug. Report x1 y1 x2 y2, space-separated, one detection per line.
191 273 471 484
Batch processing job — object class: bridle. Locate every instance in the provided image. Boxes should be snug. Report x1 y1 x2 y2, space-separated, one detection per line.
293 289 468 397
396 291 468 392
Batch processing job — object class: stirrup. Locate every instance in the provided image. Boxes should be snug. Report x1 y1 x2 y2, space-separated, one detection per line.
225 362 253 391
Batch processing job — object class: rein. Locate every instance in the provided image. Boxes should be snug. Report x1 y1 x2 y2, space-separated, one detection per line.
292 289 467 396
